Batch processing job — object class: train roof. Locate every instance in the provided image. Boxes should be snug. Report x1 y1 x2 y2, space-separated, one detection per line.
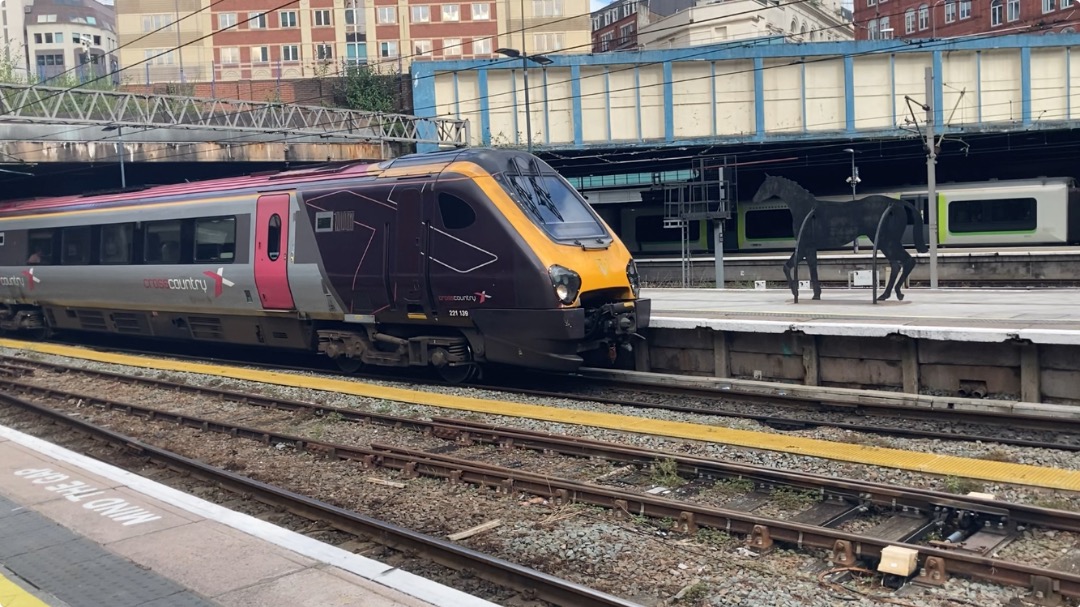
0 148 531 218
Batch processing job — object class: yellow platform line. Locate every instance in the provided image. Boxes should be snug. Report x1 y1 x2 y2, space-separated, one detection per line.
4 338 1080 493
0 572 51 607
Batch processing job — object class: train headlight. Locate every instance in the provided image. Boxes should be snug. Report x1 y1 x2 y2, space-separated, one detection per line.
626 259 641 298
548 265 581 305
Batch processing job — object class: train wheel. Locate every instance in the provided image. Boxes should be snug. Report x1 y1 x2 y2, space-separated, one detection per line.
436 363 477 384
335 357 363 374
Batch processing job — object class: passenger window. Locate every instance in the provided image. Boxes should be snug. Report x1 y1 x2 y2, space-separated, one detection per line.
27 229 55 265
194 217 236 263
100 223 133 264
145 220 184 264
438 193 476 230
267 214 281 262
61 226 92 265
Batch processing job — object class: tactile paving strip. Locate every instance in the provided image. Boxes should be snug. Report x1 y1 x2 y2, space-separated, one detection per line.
0 495 220 607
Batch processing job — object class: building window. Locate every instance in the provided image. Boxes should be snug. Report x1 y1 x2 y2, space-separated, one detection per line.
36 54 63 65
1062 0 1073 7
990 0 1003 24
442 4 460 21
218 13 237 28
313 9 331 25
1007 0 1020 20
248 12 267 28
316 43 333 60
36 14 57 23
959 0 971 17
281 44 299 61
411 5 430 22
599 31 613 51
219 46 239 64
143 13 174 31
442 38 461 55
533 32 563 52
279 10 298 27
33 33 40 43
620 23 634 41
917 4 928 29
252 46 269 62
1043 0 1054 11
472 3 490 19
905 8 915 32
380 41 398 57
879 15 891 37
414 39 432 56
532 0 562 17
867 18 878 39
944 0 956 22
472 37 491 55
377 7 396 23
867 0 875 5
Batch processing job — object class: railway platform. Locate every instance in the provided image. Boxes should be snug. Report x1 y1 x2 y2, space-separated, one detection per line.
0 424 496 607
640 287 1080 405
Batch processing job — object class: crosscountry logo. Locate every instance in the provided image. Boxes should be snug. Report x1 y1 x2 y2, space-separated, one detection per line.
21 268 40 291
202 268 235 298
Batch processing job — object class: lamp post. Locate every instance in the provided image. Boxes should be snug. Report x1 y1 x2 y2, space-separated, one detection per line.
496 3 552 154
844 148 860 252
102 125 126 189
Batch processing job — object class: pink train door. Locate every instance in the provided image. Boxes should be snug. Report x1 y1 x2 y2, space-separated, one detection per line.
254 194 295 310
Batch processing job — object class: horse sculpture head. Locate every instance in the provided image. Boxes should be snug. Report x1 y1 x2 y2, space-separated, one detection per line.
752 175 784 203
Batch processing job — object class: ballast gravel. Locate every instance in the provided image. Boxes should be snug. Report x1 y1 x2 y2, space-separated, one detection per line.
2 346 1078 607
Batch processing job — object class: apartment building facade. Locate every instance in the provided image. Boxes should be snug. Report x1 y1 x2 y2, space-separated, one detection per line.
115 0 591 87
593 0 851 54
2 0 118 83
853 0 1077 40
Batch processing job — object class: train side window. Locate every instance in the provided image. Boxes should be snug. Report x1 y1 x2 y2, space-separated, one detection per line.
948 198 1037 233
744 209 795 240
61 226 92 265
27 229 56 265
267 214 281 261
100 223 133 264
194 217 236 263
438 193 476 230
144 220 184 264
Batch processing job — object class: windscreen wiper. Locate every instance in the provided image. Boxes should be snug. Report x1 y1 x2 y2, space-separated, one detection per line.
526 158 564 221
506 162 546 223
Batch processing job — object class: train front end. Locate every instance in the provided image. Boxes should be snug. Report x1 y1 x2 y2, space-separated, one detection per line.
462 150 650 372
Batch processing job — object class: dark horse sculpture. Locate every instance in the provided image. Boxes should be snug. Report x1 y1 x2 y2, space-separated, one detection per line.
752 175 928 302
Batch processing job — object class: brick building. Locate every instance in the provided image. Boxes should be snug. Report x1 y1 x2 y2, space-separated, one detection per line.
854 0 1077 40
116 0 591 90
592 0 851 53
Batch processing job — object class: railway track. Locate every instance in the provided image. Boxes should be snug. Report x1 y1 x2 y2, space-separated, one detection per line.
2 358 1080 604
0 380 636 607
8 344 1078 453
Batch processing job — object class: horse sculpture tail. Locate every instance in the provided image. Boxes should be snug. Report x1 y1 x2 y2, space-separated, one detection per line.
903 199 930 253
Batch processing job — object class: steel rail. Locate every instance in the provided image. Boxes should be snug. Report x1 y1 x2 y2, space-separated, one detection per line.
4 353 1076 452
3 384 1078 601
0 365 1075 534
0 390 639 607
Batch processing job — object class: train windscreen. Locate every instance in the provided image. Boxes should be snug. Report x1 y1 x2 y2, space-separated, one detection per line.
497 158 611 246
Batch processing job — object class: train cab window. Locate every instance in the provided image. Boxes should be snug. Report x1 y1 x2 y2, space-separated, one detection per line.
497 158 610 244
438 193 476 230
194 217 236 263
61 227 92 265
99 223 133 264
744 209 795 240
27 230 56 265
948 198 1037 233
144 220 184 264
267 214 281 262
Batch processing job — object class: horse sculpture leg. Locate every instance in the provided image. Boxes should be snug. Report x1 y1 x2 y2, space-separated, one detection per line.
785 251 800 303
878 245 903 301
893 248 917 301
805 248 822 300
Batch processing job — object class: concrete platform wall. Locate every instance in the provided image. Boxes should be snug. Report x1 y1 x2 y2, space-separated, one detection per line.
639 327 1080 404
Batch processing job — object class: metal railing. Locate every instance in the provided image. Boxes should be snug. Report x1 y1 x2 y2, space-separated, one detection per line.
0 83 469 146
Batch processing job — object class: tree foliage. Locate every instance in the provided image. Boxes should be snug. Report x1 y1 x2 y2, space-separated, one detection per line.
334 63 401 113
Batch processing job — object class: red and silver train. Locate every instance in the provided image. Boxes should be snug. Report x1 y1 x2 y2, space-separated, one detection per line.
0 148 650 381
